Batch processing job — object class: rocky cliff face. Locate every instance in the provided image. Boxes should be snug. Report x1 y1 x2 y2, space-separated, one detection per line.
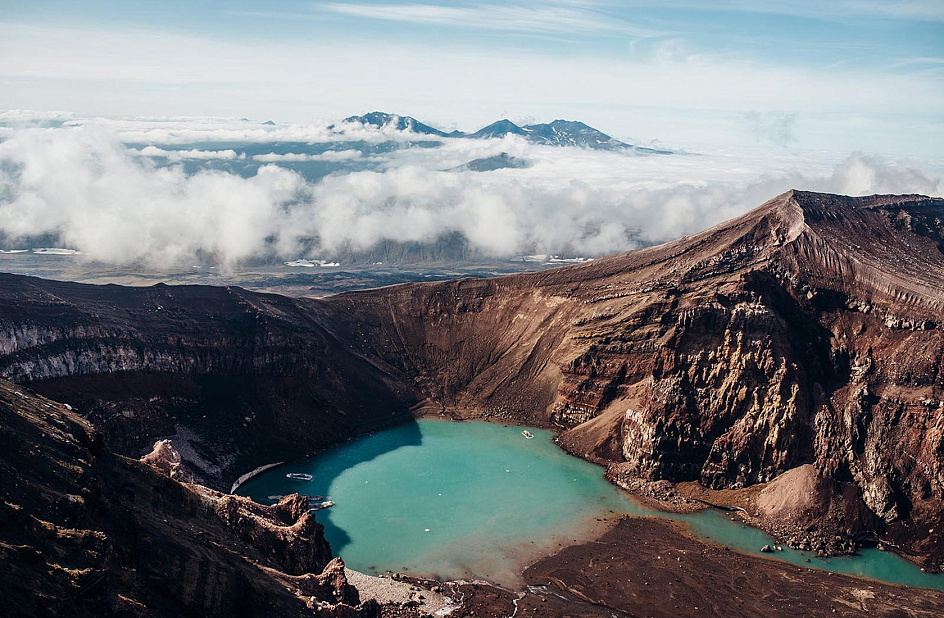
0 378 381 617
0 279 418 487
1 190 941 570
320 191 944 567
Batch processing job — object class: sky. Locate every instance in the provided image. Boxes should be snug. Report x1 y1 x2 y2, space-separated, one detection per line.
1 0 942 157
0 2 942 269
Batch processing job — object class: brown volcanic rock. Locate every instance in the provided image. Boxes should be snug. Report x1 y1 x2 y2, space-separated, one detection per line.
0 190 942 569
0 280 418 488
141 438 194 482
438 515 944 617
752 464 882 554
0 378 381 617
297 557 362 607
515 516 944 617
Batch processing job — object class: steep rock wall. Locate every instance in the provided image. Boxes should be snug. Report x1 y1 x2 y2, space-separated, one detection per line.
0 378 380 617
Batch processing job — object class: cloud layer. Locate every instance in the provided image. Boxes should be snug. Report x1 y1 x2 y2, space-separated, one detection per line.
0 119 941 269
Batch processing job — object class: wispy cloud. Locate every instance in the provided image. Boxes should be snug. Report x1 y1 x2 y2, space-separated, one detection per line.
806 0 944 22
1 21 941 158
317 2 664 37
608 0 944 23
742 112 798 146
888 56 944 70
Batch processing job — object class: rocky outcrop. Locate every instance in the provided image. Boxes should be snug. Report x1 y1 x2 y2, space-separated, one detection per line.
141 438 194 482
0 378 386 617
754 464 881 555
301 557 360 605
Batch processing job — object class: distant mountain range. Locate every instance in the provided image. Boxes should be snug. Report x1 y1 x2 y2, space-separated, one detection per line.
343 112 671 153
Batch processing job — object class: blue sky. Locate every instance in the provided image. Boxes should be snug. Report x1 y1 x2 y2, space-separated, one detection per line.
1 0 942 157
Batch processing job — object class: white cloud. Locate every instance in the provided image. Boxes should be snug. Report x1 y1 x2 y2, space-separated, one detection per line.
0 127 308 267
0 111 454 146
0 108 77 128
742 112 798 145
253 150 363 162
318 2 664 36
607 0 944 22
1 122 940 268
133 146 243 161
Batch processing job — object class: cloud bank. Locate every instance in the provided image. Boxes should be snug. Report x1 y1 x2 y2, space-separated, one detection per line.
253 150 363 163
0 121 941 269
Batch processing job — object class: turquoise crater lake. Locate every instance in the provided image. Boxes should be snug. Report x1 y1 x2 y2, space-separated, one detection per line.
237 419 943 590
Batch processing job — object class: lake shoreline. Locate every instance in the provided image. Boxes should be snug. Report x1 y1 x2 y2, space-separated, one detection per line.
521 515 944 616
362 516 944 617
235 419 637 588
415 408 939 576
231 413 941 594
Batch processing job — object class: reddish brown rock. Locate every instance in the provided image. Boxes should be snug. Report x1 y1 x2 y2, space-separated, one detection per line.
324 191 944 568
299 557 361 605
141 438 194 482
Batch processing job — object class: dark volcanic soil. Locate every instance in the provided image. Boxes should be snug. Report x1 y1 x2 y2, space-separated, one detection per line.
446 517 944 617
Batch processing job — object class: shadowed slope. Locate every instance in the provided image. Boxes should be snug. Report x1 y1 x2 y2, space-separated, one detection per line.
0 278 418 487
0 378 379 617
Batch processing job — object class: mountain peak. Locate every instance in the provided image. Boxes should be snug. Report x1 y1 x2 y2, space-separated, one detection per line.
343 111 451 137
788 189 940 214
534 190 944 321
470 119 526 139
520 119 621 149
450 151 529 172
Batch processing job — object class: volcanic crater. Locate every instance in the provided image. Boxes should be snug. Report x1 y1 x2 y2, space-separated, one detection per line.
2 190 944 616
